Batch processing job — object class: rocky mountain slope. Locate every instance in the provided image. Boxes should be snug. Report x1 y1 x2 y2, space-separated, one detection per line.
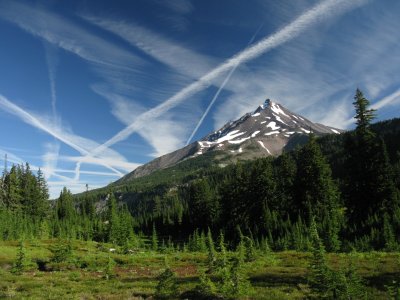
117 99 342 183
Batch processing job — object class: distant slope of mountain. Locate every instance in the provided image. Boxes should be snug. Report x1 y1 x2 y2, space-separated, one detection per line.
75 117 400 226
117 99 342 183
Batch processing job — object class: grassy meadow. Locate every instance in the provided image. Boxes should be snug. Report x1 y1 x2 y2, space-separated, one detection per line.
0 240 399 299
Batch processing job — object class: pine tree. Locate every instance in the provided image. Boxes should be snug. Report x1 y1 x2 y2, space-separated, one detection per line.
250 159 277 230
206 228 216 270
383 213 397 251
196 269 217 297
345 89 400 248
107 194 120 244
243 236 257 262
353 88 376 140
118 206 134 247
50 238 72 263
229 255 252 297
0 186 3 209
12 240 27 274
237 241 246 263
35 168 49 219
188 179 219 230
274 153 297 212
152 223 158 251
56 187 75 221
216 231 228 270
295 135 342 251
308 218 331 296
155 267 178 299
3 165 22 211
105 254 116 280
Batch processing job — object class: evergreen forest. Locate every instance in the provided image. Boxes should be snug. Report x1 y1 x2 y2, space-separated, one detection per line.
0 90 399 299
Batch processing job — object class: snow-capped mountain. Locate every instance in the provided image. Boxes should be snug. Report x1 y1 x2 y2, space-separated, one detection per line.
118 99 342 182
197 99 340 156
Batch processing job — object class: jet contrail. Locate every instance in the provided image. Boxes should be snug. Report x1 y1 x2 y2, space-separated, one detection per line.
372 88 400 110
0 94 124 176
44 42 61 180
76 0 369 167
185 23 264 145
185 63 239 145
44 42 59 119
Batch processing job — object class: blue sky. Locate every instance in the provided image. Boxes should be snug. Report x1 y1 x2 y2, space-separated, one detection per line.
0 0 399 198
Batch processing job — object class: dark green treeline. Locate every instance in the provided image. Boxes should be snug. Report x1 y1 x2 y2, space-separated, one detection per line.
114 89 400 251
1 90 399 252
0 165 138 247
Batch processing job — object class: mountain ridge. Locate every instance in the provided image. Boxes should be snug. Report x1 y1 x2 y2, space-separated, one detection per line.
116 99 342 183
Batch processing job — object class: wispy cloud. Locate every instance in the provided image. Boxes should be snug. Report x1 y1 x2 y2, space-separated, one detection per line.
186 23 264 145
91 84 147 125
42 41 62 179
0 147 25 167
83 0 368 159
81 15 217 79
137 117 190 157
61 155 140 172
0 94 131 176
49 168 122 177
0 91 140 198
339 88 400 129
92 84 197 157
44 42 59 119
42 142 60 180
46 181 104 196
155 0 194 31
211 0 400 131
0 146 71 184
0 1 143 70
0 0 154 142
372 88 400 111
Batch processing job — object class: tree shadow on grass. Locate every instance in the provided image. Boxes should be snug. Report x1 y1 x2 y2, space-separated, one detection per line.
365 272 400 291
119 275 199 284
250 273 307 287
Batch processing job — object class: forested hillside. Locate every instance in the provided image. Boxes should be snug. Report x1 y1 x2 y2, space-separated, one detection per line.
1 90 400 299
1 90 398 254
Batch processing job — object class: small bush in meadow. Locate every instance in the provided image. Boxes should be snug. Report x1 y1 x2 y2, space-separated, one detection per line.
11 241 28 274
155 267 178 299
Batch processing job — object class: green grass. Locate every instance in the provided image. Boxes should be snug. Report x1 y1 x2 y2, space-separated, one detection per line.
0 240 399 299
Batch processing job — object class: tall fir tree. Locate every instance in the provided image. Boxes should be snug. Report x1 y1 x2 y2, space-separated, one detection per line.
188 179 218 230
152 223 158 251
107 193 120 244
294 135 342 251
353 88 376 139
56 187 75 221
3 165 22 211
345 89 400 247
35 168 50 219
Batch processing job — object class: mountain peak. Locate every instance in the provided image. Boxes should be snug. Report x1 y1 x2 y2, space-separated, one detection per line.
198 97 341 156
254 98 272 113
118 97 343 181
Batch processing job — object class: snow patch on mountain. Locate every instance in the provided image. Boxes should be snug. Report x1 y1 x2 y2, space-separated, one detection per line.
273 114 288 126
331 128 340 134
265 131 280 136
300 128 311 133
257 141 271 154
266 122 280 130
228 136 251 144
271 102 289 117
